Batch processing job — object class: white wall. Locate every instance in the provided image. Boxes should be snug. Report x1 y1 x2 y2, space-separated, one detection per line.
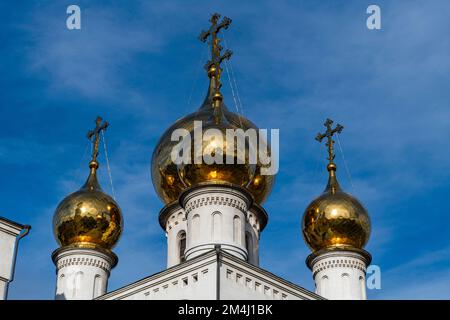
180 185 251 261
163 205 188 268
99 251 321 301
0 217 25 300
52 247 116 300
309 250 370 300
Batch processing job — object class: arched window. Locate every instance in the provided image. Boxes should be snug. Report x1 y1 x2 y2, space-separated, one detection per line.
191 214 200 242
212 211 222 241
359 275 366 299
72 271 83 299
245 231 253 261
56 274 65 298
93 274 102 298
233 216 241 244
178 231 187 263
320 275 329 295
342 273 350 299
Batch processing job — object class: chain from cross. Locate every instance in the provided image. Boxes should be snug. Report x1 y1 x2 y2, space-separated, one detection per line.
87 116 109 164
199 13 233 79
315 118 344 164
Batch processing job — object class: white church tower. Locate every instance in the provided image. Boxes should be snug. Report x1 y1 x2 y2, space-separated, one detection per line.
302 119 372 300
51 117 123 300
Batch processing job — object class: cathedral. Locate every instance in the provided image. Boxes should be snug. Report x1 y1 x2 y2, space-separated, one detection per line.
0 13 372 301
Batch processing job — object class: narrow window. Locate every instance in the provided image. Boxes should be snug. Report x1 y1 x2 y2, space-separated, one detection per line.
93 274 102 298
320 275 329 295
245 231 253 262
342 273 350 299
72 271 83 299
212 212 222 241
178 231 187 263
233 216 241 244
360 275 366 299
191 214 200 242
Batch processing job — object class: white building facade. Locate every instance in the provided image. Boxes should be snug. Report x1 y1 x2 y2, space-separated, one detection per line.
0 217 30 300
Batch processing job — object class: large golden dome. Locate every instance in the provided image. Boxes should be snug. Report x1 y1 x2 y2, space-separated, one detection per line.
151 15 275 204
151 96 275 204
53 161 123 250
302 163 371 252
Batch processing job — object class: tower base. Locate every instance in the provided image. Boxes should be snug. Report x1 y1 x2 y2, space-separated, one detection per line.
306 247 371 300
52 246 117 300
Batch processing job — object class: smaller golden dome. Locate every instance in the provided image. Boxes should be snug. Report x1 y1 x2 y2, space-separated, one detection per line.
302 164 371 252
53 160 123 250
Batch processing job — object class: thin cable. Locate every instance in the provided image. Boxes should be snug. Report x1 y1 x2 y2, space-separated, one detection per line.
336 134 355 193
224 59 243 129
78 140 91 180
187 47 208 111
224 59 239 111
229 55 245 116
101 131 116 200
223 36 245 116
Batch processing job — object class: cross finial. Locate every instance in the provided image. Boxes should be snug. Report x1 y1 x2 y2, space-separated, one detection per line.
316 118 344 170
87 116 108 169
199 13 233 105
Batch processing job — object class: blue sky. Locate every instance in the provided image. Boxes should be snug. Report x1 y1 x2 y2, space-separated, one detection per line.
1 0 450 299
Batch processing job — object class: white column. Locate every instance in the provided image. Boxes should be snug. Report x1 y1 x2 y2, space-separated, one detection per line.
307 249 371 300
52 247 117 300
179 185 252 261
0 217 29 300
159 202 187 268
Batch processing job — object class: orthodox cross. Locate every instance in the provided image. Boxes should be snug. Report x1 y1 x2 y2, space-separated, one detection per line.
316 118 344 165
87 116 108 164
199 13 233 80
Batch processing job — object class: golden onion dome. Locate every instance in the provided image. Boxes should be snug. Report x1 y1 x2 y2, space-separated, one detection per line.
53 116 123 250
302 163 371 252
151 15 275 204
151 68 275 204
53 161 123 250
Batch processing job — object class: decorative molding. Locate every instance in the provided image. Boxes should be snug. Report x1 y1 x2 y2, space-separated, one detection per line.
224 268 287 300
306 247 372 270
179 184 253 211
56 256 111 273
166 210 187 231
52 247 118 270
98 249 321 301
184 195 247 215
311 258 366 279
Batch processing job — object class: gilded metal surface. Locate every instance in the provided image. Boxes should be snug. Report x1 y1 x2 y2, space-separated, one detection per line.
302 119 370 251
302 176 371 251
87 116 109 164
151 90 277 203
199 13 233 83
151 13 275 204
53 117 122 250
